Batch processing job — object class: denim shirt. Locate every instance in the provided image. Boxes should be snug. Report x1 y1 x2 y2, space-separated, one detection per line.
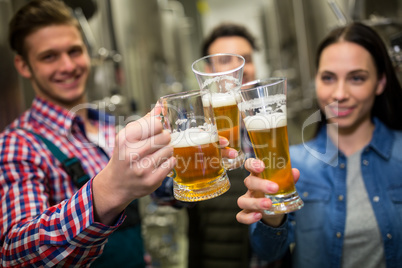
250 118 402 268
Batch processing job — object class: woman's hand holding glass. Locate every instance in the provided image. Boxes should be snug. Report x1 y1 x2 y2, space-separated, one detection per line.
218 136 239 159
236 158 301 227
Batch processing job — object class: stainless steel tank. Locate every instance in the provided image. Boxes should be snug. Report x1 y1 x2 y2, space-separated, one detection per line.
0 0 26 131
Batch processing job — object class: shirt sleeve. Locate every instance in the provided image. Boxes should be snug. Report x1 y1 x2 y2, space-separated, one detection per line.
250 215 292 263
0 132 123 267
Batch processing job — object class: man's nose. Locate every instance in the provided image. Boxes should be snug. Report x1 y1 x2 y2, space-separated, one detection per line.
58 53 76 72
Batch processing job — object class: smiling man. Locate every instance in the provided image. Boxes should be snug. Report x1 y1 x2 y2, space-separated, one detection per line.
14 24 90 108
0 0 175 267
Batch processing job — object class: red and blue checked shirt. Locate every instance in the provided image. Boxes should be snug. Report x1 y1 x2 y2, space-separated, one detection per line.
0 97 124 267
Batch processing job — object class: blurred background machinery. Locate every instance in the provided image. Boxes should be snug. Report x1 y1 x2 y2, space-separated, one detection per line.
1 0 402 267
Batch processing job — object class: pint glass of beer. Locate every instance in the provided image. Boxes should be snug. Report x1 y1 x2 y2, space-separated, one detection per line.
236 78 304 214
192 53 245 170
160 90 230 202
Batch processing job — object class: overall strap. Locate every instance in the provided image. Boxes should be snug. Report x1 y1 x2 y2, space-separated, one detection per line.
22 129 141 228
24 130 90 188
21 129 143 265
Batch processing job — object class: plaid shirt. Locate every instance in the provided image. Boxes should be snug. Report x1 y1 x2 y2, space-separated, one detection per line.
0 97 124 267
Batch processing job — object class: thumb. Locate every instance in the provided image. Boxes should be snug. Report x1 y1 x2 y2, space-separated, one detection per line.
149 101 162 117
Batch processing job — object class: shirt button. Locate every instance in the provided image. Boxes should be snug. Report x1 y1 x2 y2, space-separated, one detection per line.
336 232 342 238
339 163 345 169
363 160 369 166
373 196 380 202
338 195 344 201
303 192 309 197
276 232 282 236
387 233 392 239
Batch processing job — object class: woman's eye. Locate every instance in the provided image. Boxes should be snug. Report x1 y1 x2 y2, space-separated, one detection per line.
350 75 366 83
321 74 334 83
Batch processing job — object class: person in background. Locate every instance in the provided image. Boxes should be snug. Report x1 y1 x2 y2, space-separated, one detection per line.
201 22 257 160
201 23 257 85
186 22 278 268
236 22 402 268
0 0 175 267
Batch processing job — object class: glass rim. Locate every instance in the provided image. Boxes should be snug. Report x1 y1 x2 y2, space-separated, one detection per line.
191 53 245 77
240 77 286 93
159 89 204 102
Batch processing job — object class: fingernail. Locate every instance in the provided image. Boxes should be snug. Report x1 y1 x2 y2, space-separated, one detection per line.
229 150 238 158
267 183 279 193
252 159 264 169
254 212 263 221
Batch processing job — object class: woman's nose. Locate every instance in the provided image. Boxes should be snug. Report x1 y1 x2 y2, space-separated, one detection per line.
332 81 349 101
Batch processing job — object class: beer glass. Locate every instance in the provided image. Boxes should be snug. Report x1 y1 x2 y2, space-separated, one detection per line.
192 53 245 170
236 78 304 214
160 90 230 202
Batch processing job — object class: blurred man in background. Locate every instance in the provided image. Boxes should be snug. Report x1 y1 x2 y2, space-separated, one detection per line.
187 22 260 268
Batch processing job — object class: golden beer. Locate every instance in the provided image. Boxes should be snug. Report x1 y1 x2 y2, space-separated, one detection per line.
213 104 241 151
171 129 230 201
245 114 295 196
238 79 303 214
203 93 241 151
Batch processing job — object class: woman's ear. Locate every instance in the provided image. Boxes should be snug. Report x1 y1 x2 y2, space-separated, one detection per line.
375 74 386 95
14 55 32 79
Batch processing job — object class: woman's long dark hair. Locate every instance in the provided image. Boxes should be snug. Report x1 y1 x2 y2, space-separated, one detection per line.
315 22 402 133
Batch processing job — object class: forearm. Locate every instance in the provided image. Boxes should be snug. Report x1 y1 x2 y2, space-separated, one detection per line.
92 167 130 226
1 181 121 267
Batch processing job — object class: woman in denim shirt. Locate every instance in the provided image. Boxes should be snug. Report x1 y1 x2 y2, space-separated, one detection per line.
236 22 402 268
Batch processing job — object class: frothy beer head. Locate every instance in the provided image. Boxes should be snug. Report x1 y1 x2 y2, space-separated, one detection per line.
203 93 236 108
244 113 287 130
170 128 218 148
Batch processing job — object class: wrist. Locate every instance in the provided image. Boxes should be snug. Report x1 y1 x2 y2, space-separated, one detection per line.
261 214 286 227
91 170 129 225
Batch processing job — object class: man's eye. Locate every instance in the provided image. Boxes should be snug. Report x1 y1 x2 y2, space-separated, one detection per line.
70 48 83 57
217 55 232 65
42 54 55 61
243 55 253 63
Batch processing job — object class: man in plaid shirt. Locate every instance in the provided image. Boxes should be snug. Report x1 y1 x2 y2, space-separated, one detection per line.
0 0 176 266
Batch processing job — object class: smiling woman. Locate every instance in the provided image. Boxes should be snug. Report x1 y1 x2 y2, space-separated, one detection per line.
313 22 402 133
236 22 402 268
315 41 385 155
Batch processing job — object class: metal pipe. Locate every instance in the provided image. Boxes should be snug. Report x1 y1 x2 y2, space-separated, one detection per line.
292 0 311 101
327 0 349 25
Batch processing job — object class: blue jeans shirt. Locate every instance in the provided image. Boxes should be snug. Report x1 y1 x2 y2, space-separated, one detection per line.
250 118 402 268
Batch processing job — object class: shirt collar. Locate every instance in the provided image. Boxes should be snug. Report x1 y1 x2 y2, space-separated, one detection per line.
30 97 76 135
368 117 393 160
29 97 114 136
314 117 394 163
312 126 339 166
